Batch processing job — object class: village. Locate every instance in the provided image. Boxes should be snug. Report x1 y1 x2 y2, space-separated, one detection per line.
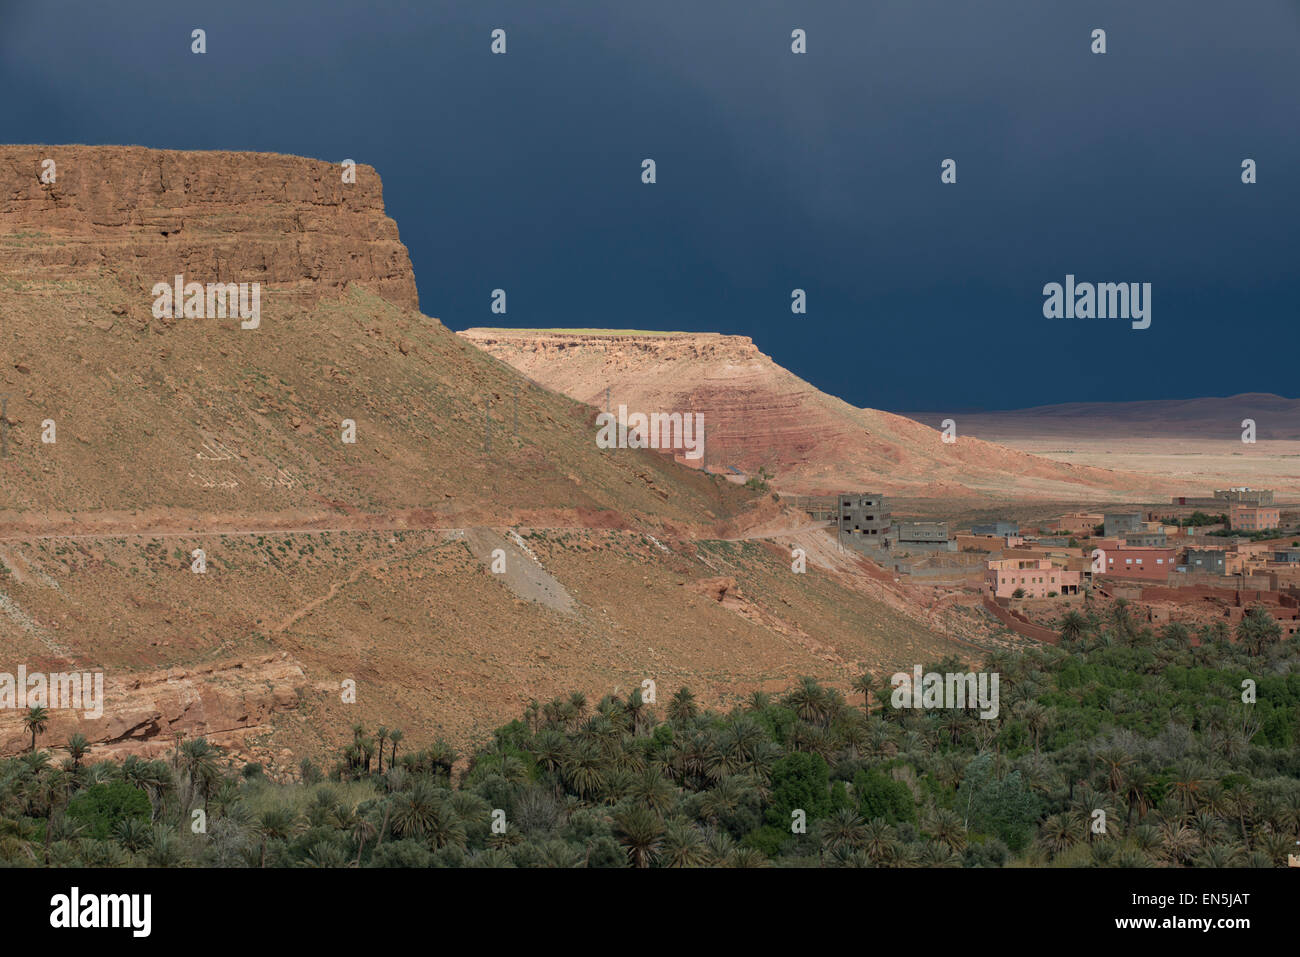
808 487 1300 644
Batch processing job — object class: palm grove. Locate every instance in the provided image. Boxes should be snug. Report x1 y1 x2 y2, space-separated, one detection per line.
1 600 1297 867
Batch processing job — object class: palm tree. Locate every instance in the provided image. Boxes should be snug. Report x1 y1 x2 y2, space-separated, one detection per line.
1123 768 1152 827
387 728 403 768
179 738 220 811
818 807 868 856
121 757 173 820
1059 611 1087 643
629 768 677 815
1223 783 1255 848
21 706 48 753
375 727 388 775
1109 598 1133 640
699 776 749 827
1237 605 1282 655
625 687 646 737
63 733 90 770
255 806 301 868
787 677 829 726
660 818 707 867
1094 747 1134 794
860 818 899 865
613 805 664 868
1013 700 1049 754
1037 812 1081 856
851 672 877 715
667 687 698 725
562 740 606 800
568 691 588 724
924 808 968 853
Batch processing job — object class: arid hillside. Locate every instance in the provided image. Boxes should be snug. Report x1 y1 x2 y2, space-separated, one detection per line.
459 329 1173 503
0 147 752 530
0 147 991 767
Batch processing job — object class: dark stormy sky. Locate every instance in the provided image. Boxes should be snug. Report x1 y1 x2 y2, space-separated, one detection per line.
2 0 1296 411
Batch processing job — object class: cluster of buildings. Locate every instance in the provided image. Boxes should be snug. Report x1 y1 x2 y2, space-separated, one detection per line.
975 488 1299 598
815 489 1298 612
833 494 956 554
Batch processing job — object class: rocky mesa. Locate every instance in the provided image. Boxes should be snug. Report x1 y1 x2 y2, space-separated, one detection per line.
1 145 419 317
459 329 1173 502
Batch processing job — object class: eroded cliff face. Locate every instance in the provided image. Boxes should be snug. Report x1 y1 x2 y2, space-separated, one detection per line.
1 145 418 317
462 330 856 471
0 653 307 760
459 329 1173 501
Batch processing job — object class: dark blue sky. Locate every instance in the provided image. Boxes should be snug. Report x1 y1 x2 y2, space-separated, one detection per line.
3 0 1296 410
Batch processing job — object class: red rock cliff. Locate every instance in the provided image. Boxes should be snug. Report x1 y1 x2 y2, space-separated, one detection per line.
0 145 418 314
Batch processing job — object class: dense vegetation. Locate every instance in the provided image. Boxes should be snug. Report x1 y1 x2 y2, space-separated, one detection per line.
2 602 1297 867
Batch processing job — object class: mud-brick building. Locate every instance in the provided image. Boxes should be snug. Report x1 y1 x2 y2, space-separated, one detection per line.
1099 546 1177 582
986 559 1081 598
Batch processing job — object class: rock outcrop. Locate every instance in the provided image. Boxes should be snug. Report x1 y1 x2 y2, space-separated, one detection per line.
459 329 1172 501
1 145 418 318
0 653 307 758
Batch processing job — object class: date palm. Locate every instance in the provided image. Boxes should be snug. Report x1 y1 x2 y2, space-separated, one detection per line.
667 687 698 725
818 807 867 856
1093 747 1133 794
660 818 707 867
179 737 220 811
255 805 302 868
1013 700 1049 755
851 672 878 714
612 805 664 868
63 733 90 770
786 676 830 725
861 818 898 864
1037 812 1081 856
1059 610 1087 643
21 706 48 753
628 768 676 815
562 739 606 801
924 808 968 853
568 691 588 723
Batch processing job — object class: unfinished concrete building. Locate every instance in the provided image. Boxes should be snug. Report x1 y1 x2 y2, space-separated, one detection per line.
895 521 956 553
837 494 891 541
1103 512 1143 538
972 521 1019 537
1216 488 1275 506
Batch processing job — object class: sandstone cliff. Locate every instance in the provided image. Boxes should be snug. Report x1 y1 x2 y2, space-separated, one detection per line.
0 653 307 760
459 329 1173 502
1 145 418 316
